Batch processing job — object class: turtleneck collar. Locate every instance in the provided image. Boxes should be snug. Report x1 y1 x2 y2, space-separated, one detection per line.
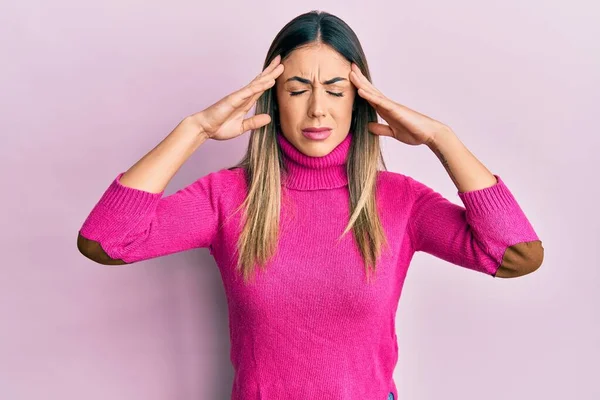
276 129 352 191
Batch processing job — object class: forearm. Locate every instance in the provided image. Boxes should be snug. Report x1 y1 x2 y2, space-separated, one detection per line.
118 116 209 193
426 127 497 193
423 128 544 277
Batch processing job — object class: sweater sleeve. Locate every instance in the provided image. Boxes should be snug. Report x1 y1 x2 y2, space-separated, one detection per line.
78 170 223 264
406 174 540 277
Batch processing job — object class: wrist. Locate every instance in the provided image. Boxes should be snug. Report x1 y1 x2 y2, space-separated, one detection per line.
172 116 210 148
184 113 210 139
425 126 455 150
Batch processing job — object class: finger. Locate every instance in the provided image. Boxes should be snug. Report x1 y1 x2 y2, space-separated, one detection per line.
264 54 282 74
351 63 372 86
240 86 268 114
357 87 395 111
242 63 283 99
227 57 284 112
248 61 285 105
237 62 284 111
240 113 272 134
350 66 383 97
241 70 281 111
231 72 278 109
350 70 378 98
350 63 385 97
243 60 284 107
249 54 283 85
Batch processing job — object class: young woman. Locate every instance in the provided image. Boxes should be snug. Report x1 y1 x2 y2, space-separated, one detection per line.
77 10 544 400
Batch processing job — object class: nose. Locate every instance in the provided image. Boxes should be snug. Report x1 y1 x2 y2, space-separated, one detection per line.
307 88 326 118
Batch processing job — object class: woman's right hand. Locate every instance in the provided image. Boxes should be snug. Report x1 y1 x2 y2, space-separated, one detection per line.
188 55 284 141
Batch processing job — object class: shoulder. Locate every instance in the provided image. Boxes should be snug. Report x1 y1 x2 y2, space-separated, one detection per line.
196 166 247 189
377 170 438 196
373 170 417 209
195 167 248 209
376 170 413 192
373 171 420 225
375 170 441 206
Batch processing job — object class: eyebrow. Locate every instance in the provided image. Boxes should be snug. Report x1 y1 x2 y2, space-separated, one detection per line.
284 76 348 85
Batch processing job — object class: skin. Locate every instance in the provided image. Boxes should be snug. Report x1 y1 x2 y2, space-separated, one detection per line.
79 43 543 277
346 57 543 278
275 43 356 157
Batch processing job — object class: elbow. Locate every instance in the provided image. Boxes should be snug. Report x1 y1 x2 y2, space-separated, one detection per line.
495 240 544 278
518 240 544 275
525 243 544 274
77 232 128 265
516 252 544 277
76 232 94 260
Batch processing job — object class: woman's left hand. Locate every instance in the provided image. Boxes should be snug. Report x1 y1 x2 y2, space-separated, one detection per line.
349 63 451 146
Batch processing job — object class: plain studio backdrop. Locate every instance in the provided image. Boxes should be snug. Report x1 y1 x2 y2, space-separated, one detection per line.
1 1 597 399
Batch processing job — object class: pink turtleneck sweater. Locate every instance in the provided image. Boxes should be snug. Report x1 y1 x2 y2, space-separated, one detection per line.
79 130 540 399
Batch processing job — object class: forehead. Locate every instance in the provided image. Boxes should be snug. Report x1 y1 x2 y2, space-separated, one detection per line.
280 44 351 84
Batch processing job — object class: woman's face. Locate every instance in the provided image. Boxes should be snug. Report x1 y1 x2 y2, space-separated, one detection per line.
275 44 356 157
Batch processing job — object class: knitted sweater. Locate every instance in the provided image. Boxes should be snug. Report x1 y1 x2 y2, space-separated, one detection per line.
79 130 540 399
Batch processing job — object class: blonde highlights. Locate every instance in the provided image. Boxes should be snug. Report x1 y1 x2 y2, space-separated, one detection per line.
225 11 390 284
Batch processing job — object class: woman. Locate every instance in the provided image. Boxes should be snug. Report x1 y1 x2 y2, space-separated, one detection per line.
77 10 544 400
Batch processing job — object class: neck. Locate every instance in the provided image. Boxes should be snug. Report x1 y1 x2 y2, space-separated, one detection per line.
276 129 352 191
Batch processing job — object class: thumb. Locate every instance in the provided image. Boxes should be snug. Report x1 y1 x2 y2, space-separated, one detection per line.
241 114 272 133
368 122 394 137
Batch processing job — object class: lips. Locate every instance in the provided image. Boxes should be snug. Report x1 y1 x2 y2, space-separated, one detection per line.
302 127 332 132
301 128 332 140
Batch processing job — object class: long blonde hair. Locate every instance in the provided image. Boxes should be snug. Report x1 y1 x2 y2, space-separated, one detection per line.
226 11 389 284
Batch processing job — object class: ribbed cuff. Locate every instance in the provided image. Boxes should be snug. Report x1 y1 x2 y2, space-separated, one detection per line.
457 175 519 217
79 172 164 246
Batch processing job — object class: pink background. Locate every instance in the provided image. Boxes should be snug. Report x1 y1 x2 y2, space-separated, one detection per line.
1 1 597 399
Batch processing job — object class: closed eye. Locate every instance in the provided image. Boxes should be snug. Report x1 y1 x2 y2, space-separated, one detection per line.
290 90 344 97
